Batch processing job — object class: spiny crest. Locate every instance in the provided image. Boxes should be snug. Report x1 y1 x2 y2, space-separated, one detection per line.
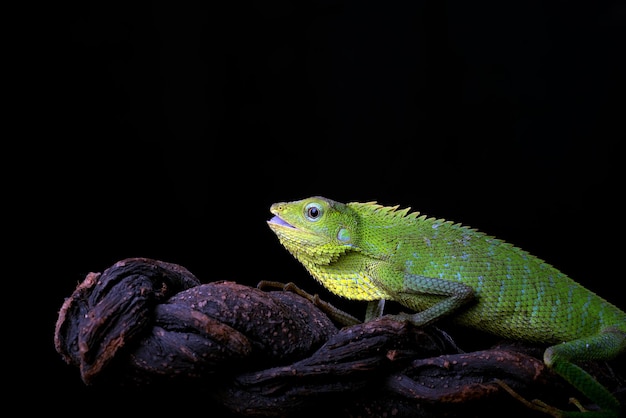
351 200 486 234
352 201 422 219
355 200 556 266
351 200 455 225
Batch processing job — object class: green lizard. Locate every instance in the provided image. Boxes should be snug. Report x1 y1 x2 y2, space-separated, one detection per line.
266 196 625 417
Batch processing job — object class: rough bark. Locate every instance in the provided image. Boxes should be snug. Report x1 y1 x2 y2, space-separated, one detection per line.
54 258 624 417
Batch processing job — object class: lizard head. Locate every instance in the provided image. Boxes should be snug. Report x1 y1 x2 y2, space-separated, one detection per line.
267 196 359 266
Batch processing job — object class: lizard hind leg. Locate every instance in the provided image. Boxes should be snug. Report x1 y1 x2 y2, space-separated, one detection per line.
542 330 624 417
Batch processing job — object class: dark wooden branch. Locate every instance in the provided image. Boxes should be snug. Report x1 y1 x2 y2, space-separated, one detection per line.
54 258 625 417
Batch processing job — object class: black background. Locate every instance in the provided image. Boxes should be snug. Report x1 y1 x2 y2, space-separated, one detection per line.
20 1 626 415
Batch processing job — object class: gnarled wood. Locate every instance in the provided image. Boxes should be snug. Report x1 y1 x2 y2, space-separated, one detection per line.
54 258 624 417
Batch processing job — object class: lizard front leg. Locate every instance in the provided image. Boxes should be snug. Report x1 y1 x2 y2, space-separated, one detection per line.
375 269 475 327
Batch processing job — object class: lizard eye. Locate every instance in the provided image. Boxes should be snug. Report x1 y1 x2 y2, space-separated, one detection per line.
305 202 323 221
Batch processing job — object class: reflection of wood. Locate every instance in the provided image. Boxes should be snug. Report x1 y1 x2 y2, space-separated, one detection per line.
54 258 623 417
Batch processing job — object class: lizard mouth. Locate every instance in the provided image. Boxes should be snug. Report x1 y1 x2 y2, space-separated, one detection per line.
268 215 296 229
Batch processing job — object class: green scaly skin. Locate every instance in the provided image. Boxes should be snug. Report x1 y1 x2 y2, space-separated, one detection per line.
267 196 626 417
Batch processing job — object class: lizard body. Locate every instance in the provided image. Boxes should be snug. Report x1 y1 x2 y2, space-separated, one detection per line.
267 196 626 417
